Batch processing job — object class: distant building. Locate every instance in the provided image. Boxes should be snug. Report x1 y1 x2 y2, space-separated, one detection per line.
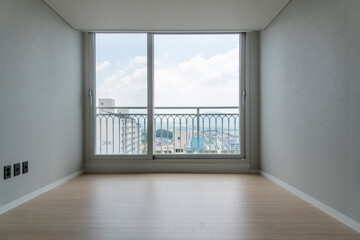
174 130 187 153
225 138 240 152
187 136 204 152
117 109 129 114
96 98 143 154
98 98 115 113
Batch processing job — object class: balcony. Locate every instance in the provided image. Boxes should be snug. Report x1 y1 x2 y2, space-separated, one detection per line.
96 107 240 155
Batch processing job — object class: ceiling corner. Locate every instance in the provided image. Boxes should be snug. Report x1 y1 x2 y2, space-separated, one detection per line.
263 0 291 30
42 0 79 30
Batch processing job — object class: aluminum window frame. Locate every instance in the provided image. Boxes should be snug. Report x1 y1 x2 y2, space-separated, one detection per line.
85 32 247 162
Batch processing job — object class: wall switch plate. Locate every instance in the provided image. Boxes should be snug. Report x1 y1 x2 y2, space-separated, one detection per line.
4 165 11 179
22 161 29 174
14 163 21 176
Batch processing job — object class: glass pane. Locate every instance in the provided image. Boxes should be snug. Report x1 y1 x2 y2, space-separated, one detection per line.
154 34 240 154
95 33 147 155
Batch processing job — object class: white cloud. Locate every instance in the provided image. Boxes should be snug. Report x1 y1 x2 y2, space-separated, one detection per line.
154 45 239 107
96 61 110 72
96 45 239 109
129 56 147 66
96 59 147 106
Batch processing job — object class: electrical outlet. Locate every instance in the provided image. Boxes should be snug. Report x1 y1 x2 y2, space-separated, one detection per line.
14 163 21 176
22 161 29 174
4 165 11 179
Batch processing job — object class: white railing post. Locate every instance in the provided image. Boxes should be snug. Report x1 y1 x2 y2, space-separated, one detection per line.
197 108 200 153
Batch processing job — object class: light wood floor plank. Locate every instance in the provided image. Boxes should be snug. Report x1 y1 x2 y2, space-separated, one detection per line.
0 174 359 240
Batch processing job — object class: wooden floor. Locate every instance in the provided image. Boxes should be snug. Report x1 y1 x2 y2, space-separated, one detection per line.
0 174 359 240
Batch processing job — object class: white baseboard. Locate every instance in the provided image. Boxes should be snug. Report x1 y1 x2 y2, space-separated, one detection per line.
0 169 84 215
260 171 360 234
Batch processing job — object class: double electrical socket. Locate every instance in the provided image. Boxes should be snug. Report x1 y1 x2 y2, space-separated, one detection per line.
3 161 29 180
4 165 11 179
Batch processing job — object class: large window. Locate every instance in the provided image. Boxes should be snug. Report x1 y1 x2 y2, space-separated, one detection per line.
92 33 245 158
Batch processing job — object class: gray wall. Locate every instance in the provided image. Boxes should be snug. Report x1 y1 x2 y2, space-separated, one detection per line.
0 0 83 207
260 0 360 222
246 32 260 172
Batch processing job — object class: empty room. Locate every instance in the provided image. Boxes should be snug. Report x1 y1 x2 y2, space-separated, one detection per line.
0 0 359 239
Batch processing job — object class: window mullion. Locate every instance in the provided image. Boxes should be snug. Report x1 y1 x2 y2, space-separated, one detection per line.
147 33 154 159
240 33 246 158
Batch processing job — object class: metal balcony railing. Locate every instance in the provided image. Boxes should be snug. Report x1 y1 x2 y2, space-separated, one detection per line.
96 106 240 155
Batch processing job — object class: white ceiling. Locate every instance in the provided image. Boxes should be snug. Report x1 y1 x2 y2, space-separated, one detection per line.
44 0 289 31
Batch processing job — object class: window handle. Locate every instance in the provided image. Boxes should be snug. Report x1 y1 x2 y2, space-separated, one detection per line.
88 89 93 106
242 89 246 105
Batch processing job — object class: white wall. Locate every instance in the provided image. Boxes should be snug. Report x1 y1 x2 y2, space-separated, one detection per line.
260 0 360 222
0 0 83 207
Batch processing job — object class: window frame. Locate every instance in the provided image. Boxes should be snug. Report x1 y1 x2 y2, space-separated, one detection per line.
85 32 247 162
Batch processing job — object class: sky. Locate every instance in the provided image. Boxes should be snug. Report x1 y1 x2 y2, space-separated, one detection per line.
96 33 240 112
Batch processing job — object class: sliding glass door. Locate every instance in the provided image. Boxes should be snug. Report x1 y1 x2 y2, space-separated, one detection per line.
154 34 240 154
95 34 148 155
92 33 245 159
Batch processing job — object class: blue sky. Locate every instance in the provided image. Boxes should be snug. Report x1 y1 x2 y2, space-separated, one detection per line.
96 33 240 109
155 34 239 64
96 34 147 67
